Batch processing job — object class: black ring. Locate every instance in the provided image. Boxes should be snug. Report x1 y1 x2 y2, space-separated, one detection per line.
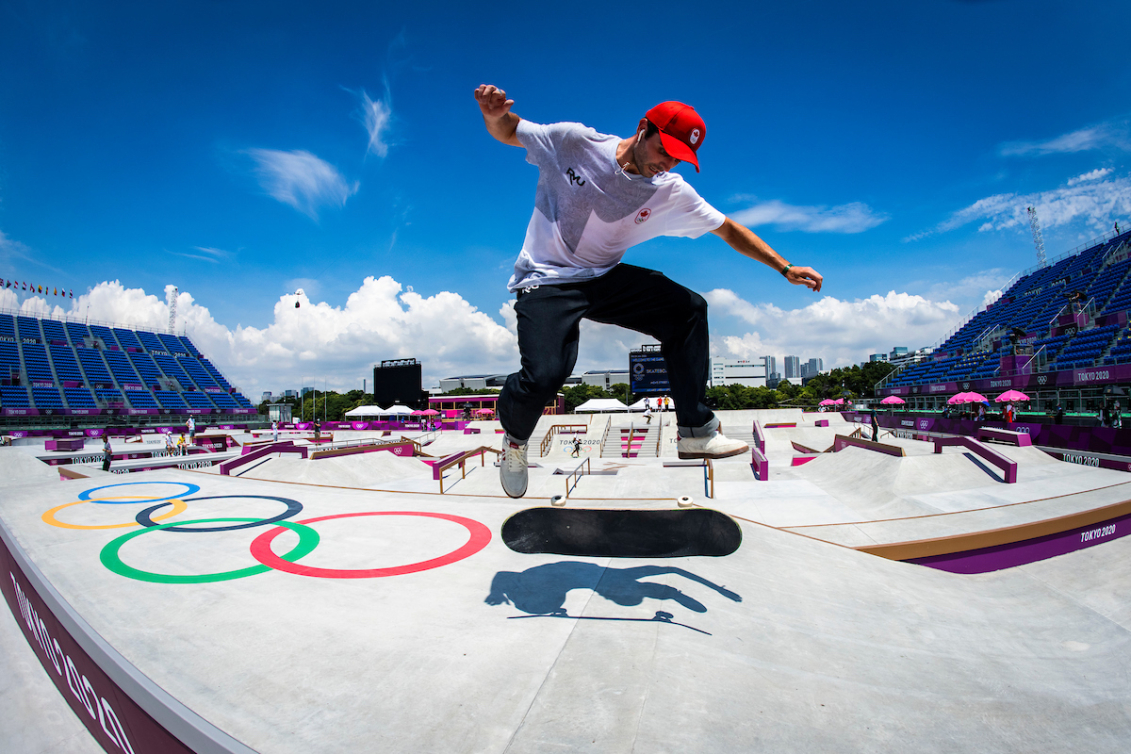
135 495 303 533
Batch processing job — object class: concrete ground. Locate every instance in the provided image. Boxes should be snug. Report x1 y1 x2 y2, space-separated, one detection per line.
2 409 1131 753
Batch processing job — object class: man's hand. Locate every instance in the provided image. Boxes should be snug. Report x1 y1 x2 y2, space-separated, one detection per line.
784 265 823 292
474 84 521 147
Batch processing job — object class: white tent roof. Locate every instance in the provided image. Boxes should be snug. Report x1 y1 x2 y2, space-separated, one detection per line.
344 405 386 417
574 398 629 413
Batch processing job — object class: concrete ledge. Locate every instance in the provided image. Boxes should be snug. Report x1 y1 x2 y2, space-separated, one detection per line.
933 435 1017 483
976 427 1033 447
0 518 255 754
832 434 906 457
751 447 769 480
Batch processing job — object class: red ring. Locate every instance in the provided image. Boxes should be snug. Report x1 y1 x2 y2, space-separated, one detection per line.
248 511 491 579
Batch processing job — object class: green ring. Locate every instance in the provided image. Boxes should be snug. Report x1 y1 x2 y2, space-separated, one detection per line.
100 518 320 584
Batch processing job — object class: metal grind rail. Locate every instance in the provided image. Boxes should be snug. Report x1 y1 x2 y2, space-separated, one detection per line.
435 446 501 493
564 457 592 498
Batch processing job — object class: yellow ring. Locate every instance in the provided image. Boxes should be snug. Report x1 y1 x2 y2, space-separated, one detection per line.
42 496 189 530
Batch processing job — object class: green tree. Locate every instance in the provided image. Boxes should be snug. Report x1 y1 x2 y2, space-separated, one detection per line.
564 384 609 413
608 382 632 406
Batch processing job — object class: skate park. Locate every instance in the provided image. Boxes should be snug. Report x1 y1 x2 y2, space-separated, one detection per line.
3 407 1131 754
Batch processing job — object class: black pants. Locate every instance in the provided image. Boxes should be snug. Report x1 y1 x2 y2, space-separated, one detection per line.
499 264 714 442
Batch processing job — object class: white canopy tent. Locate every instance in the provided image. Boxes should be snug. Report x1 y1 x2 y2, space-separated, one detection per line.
573 398 629 413
344 405 386 418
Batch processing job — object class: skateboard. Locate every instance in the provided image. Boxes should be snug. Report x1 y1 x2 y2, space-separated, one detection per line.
501 506 742 558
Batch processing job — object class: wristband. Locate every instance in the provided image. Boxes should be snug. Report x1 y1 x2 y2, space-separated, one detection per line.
781 264 793 277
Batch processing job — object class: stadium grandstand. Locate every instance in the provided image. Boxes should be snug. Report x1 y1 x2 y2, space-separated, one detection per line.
0 311 257 430
878 227 1131 415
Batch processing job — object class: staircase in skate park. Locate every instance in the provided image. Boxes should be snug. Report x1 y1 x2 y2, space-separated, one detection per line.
721 420 757 450
600 420 662 458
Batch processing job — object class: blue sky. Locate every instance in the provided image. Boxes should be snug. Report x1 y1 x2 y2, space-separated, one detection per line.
3 0 1131 395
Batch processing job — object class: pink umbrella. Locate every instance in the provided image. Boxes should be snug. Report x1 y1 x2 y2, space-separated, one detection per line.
880 396 905 405
995 390 1030 403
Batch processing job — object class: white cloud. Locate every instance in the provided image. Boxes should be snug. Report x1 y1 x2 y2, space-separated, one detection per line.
1000 122 1130 157
246 148 359 219
359 88 393 158
1067 167 1113 186
908 171 1131 241
22 277 519 396
706 288 961 368
730 199 887 234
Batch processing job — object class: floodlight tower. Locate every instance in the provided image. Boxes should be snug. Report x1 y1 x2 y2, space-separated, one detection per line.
167 286 178 334
1027 206 1048 268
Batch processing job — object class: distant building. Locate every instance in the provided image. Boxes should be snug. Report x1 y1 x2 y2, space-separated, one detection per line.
709 358 767 388
438 374 507 392
783 355 801 379
581 369 630 391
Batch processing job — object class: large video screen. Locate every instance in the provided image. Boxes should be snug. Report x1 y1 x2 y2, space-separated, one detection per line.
630 352 670 394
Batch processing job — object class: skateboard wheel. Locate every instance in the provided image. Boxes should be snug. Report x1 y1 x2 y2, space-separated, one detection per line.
677 495 693 508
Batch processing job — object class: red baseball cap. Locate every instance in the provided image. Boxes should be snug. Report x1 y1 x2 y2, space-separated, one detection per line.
645 101 706 172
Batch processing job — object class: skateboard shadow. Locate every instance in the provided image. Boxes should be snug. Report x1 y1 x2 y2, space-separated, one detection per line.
484 561 742 617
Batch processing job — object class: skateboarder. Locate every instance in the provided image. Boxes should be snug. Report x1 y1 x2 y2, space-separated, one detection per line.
475 84 823 498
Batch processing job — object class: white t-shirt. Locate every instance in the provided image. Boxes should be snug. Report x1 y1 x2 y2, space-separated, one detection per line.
508 120 726 292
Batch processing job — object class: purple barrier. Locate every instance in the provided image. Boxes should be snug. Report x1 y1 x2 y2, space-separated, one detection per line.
45 438 84 451
219 442 306 476
933 436 1017 483
751 446 769 480
832 434 906 457
1 526 198 753
908 511 1131 574
750 420 765 453
976 427 1032 447
429 452 466 480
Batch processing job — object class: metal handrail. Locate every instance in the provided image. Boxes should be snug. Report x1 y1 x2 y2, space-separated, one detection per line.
436 445 501 493
539 423 588 457
598 416 612 456
564 456 591 498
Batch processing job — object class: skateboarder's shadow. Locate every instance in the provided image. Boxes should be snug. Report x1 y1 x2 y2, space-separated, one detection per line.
485 561 741 616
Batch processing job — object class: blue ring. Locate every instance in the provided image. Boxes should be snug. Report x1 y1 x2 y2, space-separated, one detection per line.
79 481 202 505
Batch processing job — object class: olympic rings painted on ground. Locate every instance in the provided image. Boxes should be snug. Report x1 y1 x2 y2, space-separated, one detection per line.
79 481 201 505
248 511 492 579
43 496 189 530
134 495 303 533
100 518 321 584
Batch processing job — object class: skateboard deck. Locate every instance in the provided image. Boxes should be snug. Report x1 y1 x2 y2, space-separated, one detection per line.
501 507 742 558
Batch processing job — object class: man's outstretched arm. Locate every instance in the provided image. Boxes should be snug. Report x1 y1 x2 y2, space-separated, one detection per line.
474 84 522 147
711 217 823 292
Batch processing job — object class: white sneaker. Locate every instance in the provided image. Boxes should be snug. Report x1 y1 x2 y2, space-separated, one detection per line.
500 433 529 498
677 429 749 460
